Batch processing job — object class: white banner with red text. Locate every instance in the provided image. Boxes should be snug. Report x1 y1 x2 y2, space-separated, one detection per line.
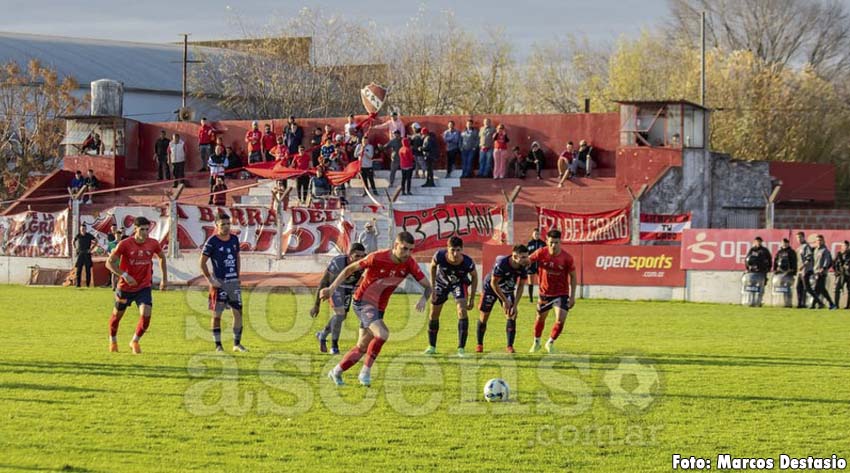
393 203 506 252
0 209 70 257
640 213 691 241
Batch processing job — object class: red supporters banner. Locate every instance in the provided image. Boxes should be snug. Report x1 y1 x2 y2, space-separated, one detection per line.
281 206 353 256
582 245 685 287
394 204 505 252
680 229 789 270
0 209 70 257
640 213 691 241
537 207 630 244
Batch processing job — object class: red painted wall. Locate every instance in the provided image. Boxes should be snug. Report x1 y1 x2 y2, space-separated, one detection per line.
615 147 682 191
138 112 621 173
63 155 125 188
769 161 835 204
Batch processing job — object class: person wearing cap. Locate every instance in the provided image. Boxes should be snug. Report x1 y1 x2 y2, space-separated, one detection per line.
478 118 495 178
245 121 263 164
374 110 406 140
284 116 303 155
357 218 380 254
410 123 425 179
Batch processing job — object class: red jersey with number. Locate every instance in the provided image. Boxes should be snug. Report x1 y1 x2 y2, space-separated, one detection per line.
114 237 162 291
354 249 426 310
529 248 575 296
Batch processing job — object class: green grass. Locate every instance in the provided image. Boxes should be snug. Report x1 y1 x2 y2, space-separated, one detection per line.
1 286 849 472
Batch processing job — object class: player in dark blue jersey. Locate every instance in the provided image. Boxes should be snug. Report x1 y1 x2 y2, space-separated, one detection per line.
311 243 367 354
199 213 246 352
423 236 478 357
476 244 530 354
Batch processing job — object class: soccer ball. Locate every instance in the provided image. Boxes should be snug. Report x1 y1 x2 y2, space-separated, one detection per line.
483 378 510 402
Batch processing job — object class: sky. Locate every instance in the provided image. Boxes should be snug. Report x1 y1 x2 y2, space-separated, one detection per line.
0 0 670 56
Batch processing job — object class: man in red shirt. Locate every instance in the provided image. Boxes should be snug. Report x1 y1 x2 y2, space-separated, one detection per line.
105 216 168 354
245 121 263 164
197 117 217 172
291 145 313 204
321 232 432 387
261 123 278 162
528 229 577 354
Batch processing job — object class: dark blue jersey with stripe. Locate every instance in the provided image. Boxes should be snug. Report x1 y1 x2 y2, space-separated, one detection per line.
483 255 527 294
432 249 475 288
202 234 240 280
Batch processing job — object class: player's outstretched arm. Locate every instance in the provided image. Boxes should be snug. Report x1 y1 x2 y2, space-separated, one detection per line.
311 273 332 318
416 276 432 313
467 269 478 311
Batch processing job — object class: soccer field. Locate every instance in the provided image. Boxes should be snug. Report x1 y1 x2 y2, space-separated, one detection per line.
1 286 848 472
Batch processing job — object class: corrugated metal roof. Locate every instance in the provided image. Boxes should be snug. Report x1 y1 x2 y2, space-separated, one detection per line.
0 31 239 93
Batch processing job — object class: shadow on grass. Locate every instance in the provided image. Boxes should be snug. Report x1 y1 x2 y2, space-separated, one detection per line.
0 360 302 382
583 352 850 370
664 392 850 405
0 383 107 393
0 464 92 472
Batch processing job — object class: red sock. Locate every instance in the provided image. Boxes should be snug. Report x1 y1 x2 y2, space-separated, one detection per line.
534 318 545 338
135 316 151 338
339 347 363 371
109 314 122 337
364 337 386 368
550 321 564 341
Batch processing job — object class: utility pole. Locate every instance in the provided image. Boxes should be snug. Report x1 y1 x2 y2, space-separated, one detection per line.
700 11 706 106
171 34 203 111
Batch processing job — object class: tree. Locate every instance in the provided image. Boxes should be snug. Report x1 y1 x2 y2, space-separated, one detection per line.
0 60 83 203
667 0 850 79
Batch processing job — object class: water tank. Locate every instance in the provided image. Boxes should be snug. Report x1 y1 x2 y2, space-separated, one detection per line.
90 79 124 116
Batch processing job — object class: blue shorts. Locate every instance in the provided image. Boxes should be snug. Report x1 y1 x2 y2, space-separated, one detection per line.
330 288 354 312
478 288 515 314
353 300 384 329
431 283 468 306
115 287 153 311
538 294 570 313
209 280 243 312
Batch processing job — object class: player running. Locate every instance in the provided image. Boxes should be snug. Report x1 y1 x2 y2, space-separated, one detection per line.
322 232 432 386
105 216 167 354
529 229 577 354
423 236 478 357
476 244 530 354
200 213 247 353
310 242 368 354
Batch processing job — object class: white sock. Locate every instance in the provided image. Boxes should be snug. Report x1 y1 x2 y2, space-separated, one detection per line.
534 337 541 343
332 365 343 376
132 335 141 342
547 338 554 345
359 366 371 377
109 336 117 343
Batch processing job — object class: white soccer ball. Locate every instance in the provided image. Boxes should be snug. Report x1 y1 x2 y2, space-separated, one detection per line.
483 378 510 402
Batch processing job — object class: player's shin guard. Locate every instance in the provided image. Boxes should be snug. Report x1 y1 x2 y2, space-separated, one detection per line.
458 318 469 348
427 320 439 347
108 313 122 342
233 326 243 346
364 337 386 368
476 320 487 346
550 321 564 341
133 316 150 340
533 317 545 338
338 346 363 372
506 319 516 347
212 327 222 345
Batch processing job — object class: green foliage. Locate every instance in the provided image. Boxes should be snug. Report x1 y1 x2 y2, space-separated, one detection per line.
1 286 848 472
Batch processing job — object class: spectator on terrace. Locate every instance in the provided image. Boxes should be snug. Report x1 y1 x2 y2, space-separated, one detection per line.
153 130 171 181
399 137 415 196
207 144 229 204
443 120 461 178
291 145 312 204
83 169 100 204
285 116 304 155
357 219 380 253
410 122 425 179
81 132 104 155
197 117 217 172
261 123 278 162
322 124 335 144
569 140 593 178
224 146 245 179
320 135 336 166
478 118 495 178
526 141 545 180
271 135 289 163
344 114 359 141
355 135 378 196
421 127 438 187
310 126 323 167
311 166 332 199
492 123 510 179
374 110 406 139
69 170 85 195
168 133 187 187
382 129 403 187
211 176 228 206
245 121 263 164
510 146 526 178
557 141 576 187
460 119 478 178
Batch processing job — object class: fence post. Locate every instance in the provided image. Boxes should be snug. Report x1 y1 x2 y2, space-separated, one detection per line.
273 186 291 259
626 184 647 246
387 187 402 248
503 186 522 245
167 184 184 259
765 185 781 229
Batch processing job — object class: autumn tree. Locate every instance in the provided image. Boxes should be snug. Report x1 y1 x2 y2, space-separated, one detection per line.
0 60 84 203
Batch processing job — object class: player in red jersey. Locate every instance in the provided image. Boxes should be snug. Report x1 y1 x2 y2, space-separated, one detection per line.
105 216 167 354
321 232 432 386
528 229 576 354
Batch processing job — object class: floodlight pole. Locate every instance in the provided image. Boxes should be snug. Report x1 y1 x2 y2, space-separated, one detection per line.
387 187 402 248
626 184 647 246
167 184 184 259
503 186 522 245
700 11 706 107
